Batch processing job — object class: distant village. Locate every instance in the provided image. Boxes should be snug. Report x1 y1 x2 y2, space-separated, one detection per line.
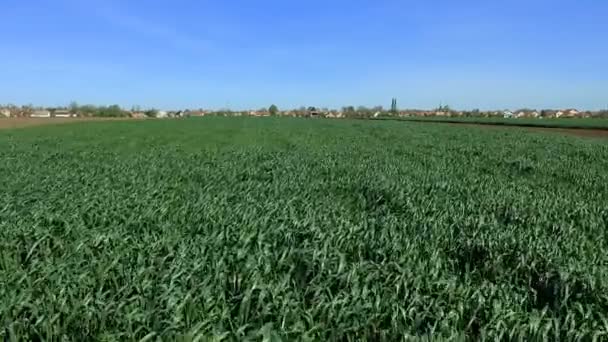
1 103 607 120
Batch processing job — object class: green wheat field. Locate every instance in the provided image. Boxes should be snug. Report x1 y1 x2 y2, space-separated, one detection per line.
1 117 608 340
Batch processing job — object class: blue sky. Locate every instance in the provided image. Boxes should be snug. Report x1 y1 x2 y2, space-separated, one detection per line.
1 0 606 110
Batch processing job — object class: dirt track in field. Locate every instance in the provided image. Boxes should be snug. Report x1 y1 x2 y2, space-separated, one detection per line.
0 117 138 130
520 127 608 139
443 122 608 139
419 121 608 139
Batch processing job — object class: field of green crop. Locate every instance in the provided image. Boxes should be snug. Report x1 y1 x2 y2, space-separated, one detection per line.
1 117 608 340
381 116 608 130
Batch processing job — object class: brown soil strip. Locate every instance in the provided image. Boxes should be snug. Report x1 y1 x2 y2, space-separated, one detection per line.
443 122 608 139
0 117 138 130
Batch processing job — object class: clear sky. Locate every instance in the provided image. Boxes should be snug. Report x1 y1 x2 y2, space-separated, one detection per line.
1 0 607 110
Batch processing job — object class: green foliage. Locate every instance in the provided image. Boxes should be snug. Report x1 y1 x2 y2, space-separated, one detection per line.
67 103 128 117
96 104 125 117
342 106 368 118
437 104 451 112
342 106 355 115
269 104 279 116
1 117 608 340
144 109 158 118
69 101 79 114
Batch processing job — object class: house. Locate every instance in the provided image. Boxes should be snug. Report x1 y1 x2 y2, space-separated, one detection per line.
503 110 514 118
189 111 206 117
31 110 51 118
0 109 10 117
540 110 556 118
130 112 147 119
515 110 540 118
555 109 577 118
564 109 579 118
53 109 72 118
156 111 169 118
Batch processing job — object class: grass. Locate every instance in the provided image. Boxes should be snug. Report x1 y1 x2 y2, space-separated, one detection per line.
378 116 608 129
1 117 608 340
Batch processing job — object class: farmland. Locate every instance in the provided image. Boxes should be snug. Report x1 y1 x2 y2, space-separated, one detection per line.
1 117 608 340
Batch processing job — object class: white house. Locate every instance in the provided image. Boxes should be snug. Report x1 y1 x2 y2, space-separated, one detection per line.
0 109 10 117
516 110 540 118
53 110 72 118
156 111 169 118
130 112 147 119
503 110 514 118
31 110 51 118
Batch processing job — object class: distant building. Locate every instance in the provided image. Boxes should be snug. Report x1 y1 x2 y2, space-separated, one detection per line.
561 109 580 118
0 109 10 117
130 112 147 119
156 111 169 118
53 109 72 118
515 110 540 119
309 109 320 118
540 110 556 118
31 110 51 118
503 110 514 118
